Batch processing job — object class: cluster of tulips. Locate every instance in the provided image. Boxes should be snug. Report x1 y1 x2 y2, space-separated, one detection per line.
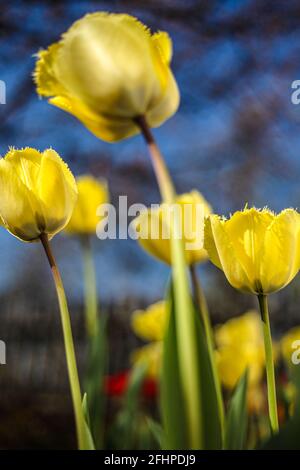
1 11 300 450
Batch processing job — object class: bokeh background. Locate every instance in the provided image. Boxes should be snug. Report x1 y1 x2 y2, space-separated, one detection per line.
1 0 300 448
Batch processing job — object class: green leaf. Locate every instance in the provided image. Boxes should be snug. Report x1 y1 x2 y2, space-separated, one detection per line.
169 215 205 449
82 393 91 428
125 362 148 410
161 290 188 449
84 314 108 449
81 393 96 450
193 306 222 449
161 285 222 449
225 370 248 450
146 418 163 448
112 362 148 450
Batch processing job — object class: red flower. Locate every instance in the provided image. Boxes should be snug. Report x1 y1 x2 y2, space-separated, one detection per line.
105 371 129 397
105 371 158 399
143 377 157 398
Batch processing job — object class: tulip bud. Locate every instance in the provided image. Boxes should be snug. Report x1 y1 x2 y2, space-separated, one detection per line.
0 147 77 242
65 175 109 235
205 207 300 295
134 190 212 265
34 13 180 142
131 300 167 342
215 311 265 390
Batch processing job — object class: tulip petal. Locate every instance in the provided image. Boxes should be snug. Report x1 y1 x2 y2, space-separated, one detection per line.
177 191 210 265
215 311 265 390
147 71 180 128
131 300 167 342
131 342 162 378
205 215 253 292
37 149 77 236
35 42 138 141
34 42 67 97
34 13 179 140
5 147 43 191
66 175 109 234
0 159 41 241
204 216 223 270
55 13 165 117
136 191 210 265
152 31 173 65
215 311 263 348
224 208 274 291
135 208 172 264
261 209 300 292
49 96 139 142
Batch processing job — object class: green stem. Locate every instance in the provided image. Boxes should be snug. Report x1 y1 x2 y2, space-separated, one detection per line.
136 115 203 449
80 235 98 338
40 233 87 450
134 116 175 204
190 264 225 443
257 294 279 433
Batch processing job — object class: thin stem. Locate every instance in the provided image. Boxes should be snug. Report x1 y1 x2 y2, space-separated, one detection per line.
135 115 203 449
134 116 175 203
40 233 87 450
257 294 279 433
190 264 225 443
81 234 106 449
80 235 98 338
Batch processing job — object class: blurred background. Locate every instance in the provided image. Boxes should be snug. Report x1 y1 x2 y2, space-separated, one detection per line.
1 0 300 448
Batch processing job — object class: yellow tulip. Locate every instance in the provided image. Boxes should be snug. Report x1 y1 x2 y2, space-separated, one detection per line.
34 12 179 142
65 175 109 235
205 207 300 294
131 300 167 377
131 300 167 342
134 190 212 265
131 342 162 379
216 346 264 391
215 311 265 389
247 385 265 415
0 147 77 242
280 326 300 367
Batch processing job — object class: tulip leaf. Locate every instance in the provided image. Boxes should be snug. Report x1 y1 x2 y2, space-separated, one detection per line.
124 361 148 409
161 284 222 449
111 362 148 450
161 288 188 449
146 418 164 448
82 393 91 428
84 314 108 449
225 370 248 450
193 305 222 449
81 393 96 450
